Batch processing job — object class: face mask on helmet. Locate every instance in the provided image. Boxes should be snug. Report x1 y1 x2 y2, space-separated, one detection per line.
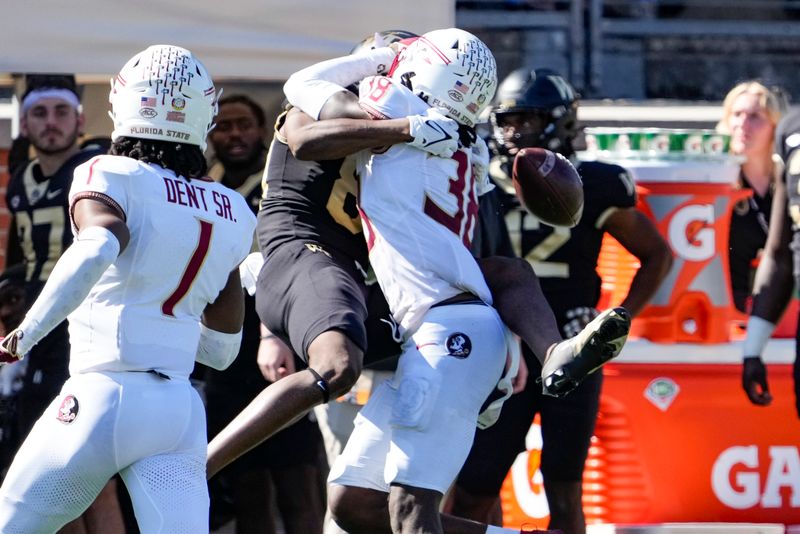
109 44 220 151
389 28 497 128
490 68 579 156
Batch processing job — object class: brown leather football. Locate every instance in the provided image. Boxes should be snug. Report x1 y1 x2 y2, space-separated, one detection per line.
512 147 584 227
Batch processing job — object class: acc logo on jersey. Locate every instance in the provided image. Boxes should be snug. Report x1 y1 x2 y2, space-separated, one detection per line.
446 332 472 358
139 107 157 119
56 395 79 424
448 89 464 102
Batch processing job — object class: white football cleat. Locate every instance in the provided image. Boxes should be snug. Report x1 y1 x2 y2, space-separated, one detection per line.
541 307 630 397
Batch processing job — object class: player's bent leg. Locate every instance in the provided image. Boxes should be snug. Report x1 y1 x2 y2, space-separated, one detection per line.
389 483 443 534
207 331 362 478
121 452 209 534
386 305 507 496
0 380 123 532
329 484 392 534
307 329 363 401
540 307 630 397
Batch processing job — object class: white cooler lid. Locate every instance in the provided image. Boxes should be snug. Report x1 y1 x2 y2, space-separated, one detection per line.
578 152 743 184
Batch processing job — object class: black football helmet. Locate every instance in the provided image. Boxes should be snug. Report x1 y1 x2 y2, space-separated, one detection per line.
490 68 579 157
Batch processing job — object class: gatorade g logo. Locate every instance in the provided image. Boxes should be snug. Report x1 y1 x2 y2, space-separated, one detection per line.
668 204 715 261
711 445 800 509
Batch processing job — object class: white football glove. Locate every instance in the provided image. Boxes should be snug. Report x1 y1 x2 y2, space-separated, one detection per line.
239 252 265 297
0 330 25 364
407 107 460 158
471 136 494 195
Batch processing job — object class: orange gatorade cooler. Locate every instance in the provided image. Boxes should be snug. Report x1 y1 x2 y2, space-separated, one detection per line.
585 128 746 343
500 130 799 531
499 345 800 529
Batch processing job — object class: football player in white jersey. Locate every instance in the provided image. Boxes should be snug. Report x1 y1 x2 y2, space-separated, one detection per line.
335 30 515 533
277 28 631 534
0 45 256 533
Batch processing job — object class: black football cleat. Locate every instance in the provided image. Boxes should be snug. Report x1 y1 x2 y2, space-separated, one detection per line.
541 307 631 397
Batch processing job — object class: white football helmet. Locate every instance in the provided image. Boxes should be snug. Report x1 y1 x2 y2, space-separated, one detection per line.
389 28 497 128
109 45 219 151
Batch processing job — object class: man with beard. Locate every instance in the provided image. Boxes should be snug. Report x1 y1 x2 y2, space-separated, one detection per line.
6 75 104 439
207 95 271 213
4 74 125 533
204 94 326 534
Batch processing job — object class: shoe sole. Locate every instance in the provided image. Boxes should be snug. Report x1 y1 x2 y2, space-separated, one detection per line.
542 307 631 397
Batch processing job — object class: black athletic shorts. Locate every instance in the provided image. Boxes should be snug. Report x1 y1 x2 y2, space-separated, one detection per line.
256 240 400 365
457 342 602 494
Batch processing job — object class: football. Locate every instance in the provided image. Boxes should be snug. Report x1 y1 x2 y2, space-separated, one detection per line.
512 147 584 227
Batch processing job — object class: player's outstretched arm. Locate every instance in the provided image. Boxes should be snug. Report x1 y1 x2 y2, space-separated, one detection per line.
749 177 794 324
0 198 127 360
741 176 794 406
602 207 673 318
286 104 411 161
477 255 563 363
286 98 459 161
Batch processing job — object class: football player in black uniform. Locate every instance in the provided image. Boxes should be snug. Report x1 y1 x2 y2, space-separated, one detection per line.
204 94 327 533
4 74 125 532
6 75 107 438
450 69 672 534
206 31 455 478
741 108 800 417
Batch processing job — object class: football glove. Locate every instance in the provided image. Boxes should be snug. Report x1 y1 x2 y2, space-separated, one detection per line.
471 136 494 195
742 356 772 406
407 107 460 158
0 330 24 364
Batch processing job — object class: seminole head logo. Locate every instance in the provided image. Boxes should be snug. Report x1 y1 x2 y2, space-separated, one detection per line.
446 332 472 358
56 395 79 424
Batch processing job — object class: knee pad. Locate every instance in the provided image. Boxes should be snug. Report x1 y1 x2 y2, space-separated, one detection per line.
390 373 440 431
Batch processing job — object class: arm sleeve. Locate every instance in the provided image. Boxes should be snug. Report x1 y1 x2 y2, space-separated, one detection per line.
284 48 396 120
195 324 242 370
15 226 121 355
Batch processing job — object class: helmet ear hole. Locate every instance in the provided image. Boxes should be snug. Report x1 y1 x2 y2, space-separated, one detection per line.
400 72 415 92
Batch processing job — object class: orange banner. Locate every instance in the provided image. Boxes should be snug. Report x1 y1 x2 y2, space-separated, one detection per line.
501 362 800 528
